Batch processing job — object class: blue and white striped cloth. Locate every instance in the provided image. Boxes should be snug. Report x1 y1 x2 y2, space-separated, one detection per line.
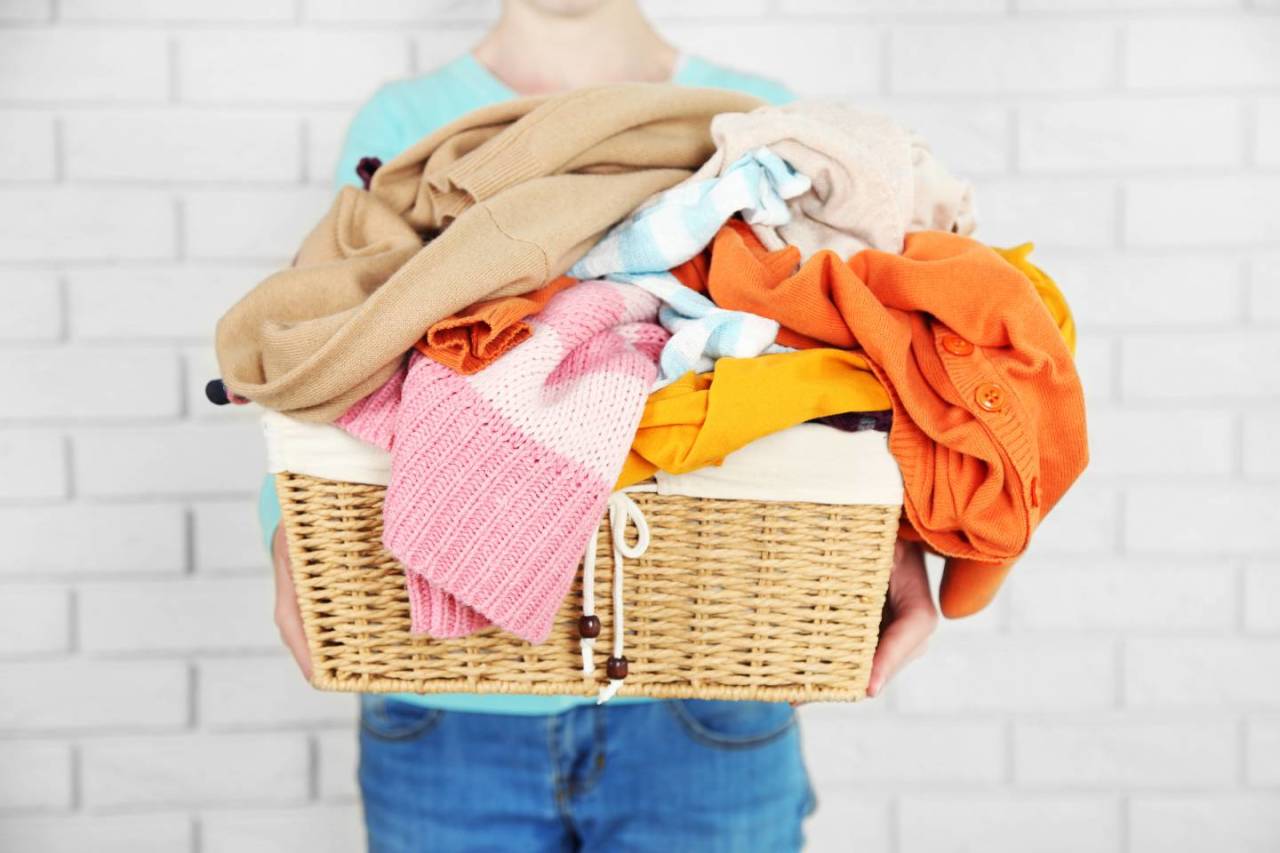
570 147 810 385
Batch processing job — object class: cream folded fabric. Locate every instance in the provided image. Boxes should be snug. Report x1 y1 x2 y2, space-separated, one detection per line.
654 423 903 505
264 412 902 507
688 99 975 260
263 410 390 485
216 84 763 422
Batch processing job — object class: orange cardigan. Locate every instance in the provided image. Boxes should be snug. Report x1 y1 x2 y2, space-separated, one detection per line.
414 275 577 374
673 222 1088 617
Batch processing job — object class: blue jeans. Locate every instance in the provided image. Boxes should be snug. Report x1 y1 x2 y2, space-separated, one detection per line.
358 695 816 852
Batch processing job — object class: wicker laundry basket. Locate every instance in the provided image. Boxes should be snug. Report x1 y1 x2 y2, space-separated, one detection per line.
278 471 899 703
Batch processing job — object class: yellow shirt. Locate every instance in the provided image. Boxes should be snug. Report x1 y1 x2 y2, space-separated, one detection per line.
617 347 891 488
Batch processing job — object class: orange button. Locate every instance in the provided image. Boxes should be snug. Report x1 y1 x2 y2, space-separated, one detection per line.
941 334 974 356
975 382 1004 412
1029 476 1041 508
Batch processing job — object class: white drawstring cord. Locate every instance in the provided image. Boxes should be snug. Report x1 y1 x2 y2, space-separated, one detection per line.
578 490 650 704
579 524 601 675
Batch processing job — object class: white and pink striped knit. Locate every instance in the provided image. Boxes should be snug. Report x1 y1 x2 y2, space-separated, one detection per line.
336 280 668 644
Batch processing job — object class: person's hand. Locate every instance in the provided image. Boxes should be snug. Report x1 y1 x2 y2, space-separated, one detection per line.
866 538 937 698
271 525 314 681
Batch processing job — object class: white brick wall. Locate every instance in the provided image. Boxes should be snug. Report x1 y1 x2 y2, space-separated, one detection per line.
80 734 310 808
0 3 1276 852
0 814 194 853
895 796 1120 853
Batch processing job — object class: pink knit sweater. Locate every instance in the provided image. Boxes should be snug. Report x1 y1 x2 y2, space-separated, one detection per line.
337 281 667 643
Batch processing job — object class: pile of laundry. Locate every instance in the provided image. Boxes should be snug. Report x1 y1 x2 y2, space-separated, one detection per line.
213 83 1088 650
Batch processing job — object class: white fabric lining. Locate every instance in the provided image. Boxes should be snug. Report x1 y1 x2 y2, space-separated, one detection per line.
263 413 903 505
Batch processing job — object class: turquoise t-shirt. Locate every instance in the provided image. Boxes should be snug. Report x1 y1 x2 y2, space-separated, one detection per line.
262 52 793 715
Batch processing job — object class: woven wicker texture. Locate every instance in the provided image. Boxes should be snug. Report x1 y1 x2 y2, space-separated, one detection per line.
277 471 899 703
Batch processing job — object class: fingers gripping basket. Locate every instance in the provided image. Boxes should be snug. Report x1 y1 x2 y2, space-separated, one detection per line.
277 469 900 704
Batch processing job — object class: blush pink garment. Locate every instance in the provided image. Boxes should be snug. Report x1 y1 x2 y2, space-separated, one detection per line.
337 281 668 644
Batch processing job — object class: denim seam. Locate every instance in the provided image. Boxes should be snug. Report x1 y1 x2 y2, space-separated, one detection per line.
359 698 446 742
567 705 607 797
664 701 797 750
546 714 578 838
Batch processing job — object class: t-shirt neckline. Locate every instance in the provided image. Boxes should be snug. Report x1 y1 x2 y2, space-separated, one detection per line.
457 51 692 99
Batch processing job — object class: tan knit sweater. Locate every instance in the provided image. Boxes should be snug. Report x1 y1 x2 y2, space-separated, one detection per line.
214 84 762 422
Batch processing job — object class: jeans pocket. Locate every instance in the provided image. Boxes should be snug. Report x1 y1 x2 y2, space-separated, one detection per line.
667 699 796 749
360 695 446 741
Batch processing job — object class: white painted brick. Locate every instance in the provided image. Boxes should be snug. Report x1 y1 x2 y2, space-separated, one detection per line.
1244 414 1280 477
194 500 268 572
891 22 1117 94
1130 796 1280 853
1087 409 1234 476
304 110 350 186
79 576 278 653
1126 177 1280 247
0 430 66 499
898 796 1120 853
316 729 359 801
201 805 365 853
0 815 191 853
1127 485 1280 554
305 0 498 21
67 265 270 341
1247 254 1280 323
1245 564 1280 632
81 734 308 808
859 99 1009 175
0 270 61 341
0 347 179 420
663 23 881 96
1025 484 1120 555
974 179 1118 249
1020 0 1241 8
0 504 184 575
1126 639 1280 708
1015 720 1237 786
800 791 890 853
62 0 294 20
74 424 263 497
783 0 1006 12
0 740 71 810
0 31 168 102
0 585 69 655
1074 334 1115 403
184 189 332 261
0 112 56 181
892 637 1117 713
1122 332 1280 400
802 716 1005 785
0 189 174 261
1047 255 1243 329
65 112 300 183
179 32 411 104
1127 18 1280 89
0 659 187 731
1019 98 1241 172
1246 717 1280 785
1259 99 1280 167
199 656 355 727
0 0 50 21
1009 561 1235 630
